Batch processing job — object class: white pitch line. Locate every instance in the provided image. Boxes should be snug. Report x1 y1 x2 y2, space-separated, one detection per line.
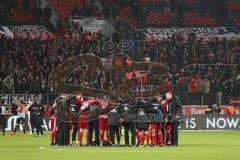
38 146 170 153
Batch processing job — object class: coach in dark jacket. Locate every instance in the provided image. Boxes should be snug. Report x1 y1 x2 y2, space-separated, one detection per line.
28 100 37 135
30 99 44 136
165 92 183 146
108 107 121 146
69 98 81 145
56 97 71 146
119 99 137 146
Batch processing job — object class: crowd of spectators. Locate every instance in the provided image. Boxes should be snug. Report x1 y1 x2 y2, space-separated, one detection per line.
0 0 15 25
96 0 240 25
1 21 240 105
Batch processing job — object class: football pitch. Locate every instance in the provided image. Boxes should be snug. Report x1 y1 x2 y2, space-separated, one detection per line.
0 131 239 160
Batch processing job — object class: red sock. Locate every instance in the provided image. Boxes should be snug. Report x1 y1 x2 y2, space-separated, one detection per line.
107 131 111 143
86 131 88 144
136 131 139 141
152 133 157 145
158 132 163 144
167 131 171 144
145 132 150 145
149 132 152 142
51 131 55 144
79 132 83 145
100 131 104 144
138 132 144 145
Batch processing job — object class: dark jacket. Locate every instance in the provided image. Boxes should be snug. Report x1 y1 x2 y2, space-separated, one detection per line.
147 99 164 123
56 100 71 124
69 99 81 122
166 96 183 122
119 103 136 123
28 102 38 118
135 100 149 129
35 103 45 117
108 108 121 126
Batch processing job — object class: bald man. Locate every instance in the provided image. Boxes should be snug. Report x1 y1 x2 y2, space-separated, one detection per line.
165 92 183 146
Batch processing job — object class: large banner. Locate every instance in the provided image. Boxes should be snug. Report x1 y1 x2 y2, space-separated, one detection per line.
0 25 53 39
0 94 42 106
180 115 240 130
0 26 14 38
70 17 106 33
4 116 51 131
2 115 240 131
143 27 240 41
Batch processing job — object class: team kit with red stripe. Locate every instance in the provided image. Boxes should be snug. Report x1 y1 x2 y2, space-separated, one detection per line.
50 92 183 147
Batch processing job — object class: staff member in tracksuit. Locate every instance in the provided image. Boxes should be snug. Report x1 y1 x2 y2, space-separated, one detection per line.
108 106 121 146
165 92 183 146
147 97 164 146
35 100 44 136
135 99 150 146
28 99 37 135
56 96 71 146
70 95 82 146
119 99 136 146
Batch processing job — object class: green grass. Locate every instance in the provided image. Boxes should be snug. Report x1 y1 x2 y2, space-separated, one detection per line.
0 131 240 160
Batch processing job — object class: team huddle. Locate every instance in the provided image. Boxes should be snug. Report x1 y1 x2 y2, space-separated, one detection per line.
49 92 183 147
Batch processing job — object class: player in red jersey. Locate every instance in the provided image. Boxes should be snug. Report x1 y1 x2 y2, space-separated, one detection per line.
50 98 60 145
99 97 111 146
161 99 172 145
50 108 57 145
78 97 90 146
147 96 164 146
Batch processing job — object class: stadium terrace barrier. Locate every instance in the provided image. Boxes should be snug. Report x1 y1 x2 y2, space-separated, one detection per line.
0 94 51 108
0 25 53 39
0 94 43 106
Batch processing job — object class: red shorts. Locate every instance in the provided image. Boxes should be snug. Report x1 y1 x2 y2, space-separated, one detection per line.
50 115 56 131
99 118 108 130
150 123 163 131
166 123 172 130
78 113 89 129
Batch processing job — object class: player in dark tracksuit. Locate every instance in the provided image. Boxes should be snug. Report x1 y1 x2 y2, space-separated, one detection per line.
69 97 81 145
147 97 164 146
108 107 121 146
28 101 38 135
56 98 71 146
119 100 136 146
135 99 150 146
35 101 45 136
